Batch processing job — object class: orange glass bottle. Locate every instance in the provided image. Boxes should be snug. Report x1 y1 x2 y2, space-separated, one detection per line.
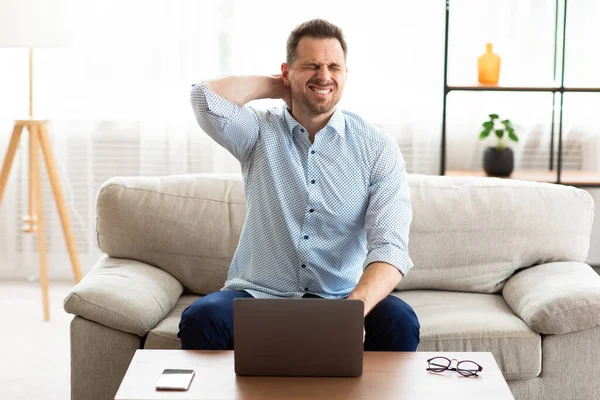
478 43 501 84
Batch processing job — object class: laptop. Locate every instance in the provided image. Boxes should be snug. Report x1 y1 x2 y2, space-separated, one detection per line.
233 298 364 377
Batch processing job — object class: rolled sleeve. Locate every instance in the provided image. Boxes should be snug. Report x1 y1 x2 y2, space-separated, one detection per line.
190 84 259 163
363 135 414 276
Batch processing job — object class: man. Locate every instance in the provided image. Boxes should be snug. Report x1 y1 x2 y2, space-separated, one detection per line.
178 18 420 351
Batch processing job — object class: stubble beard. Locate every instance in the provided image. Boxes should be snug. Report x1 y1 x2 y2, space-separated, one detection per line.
292 87 338 116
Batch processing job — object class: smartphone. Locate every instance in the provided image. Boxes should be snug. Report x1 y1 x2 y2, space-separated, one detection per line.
155 369 195 391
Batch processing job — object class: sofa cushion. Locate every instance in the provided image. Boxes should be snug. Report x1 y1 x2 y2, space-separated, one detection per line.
96 174 593 295
145 290 540 381
96 174 245 295
64 256 184 336
396 174 594 293
503 262 600 334
395 290 541 381
144 295 198 349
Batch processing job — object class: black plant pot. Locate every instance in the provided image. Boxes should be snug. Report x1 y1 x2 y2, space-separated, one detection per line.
483 147 514 177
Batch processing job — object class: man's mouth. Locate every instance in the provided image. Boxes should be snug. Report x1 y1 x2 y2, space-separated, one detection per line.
309 86 333 95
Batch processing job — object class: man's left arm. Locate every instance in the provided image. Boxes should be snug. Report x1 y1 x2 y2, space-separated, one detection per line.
347 262 403 316
348 134 413 316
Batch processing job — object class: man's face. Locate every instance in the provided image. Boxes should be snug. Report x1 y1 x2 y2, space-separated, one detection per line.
283 37 348 116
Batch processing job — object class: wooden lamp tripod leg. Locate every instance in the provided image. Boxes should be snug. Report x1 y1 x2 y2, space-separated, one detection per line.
24 122 38 233
0 123 25 205
29 123 50 321
1 121 82 320
37 122 82 283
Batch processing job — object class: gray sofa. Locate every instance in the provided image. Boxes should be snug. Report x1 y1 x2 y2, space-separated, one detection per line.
64 173 600 400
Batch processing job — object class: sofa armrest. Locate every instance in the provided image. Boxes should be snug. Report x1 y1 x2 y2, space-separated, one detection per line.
64 256 184 337
502 262 600 334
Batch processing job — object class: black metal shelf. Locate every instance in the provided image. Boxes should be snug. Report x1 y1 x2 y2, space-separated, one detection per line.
445 169 600 188
446 85 600 93
446 85 560 93
563 87 600 93
440 0 600 188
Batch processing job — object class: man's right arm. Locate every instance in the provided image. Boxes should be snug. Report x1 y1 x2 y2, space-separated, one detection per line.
191 75 290 163
202 75 290 108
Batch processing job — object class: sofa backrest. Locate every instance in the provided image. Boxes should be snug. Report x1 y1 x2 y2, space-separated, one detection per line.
96 173 594 295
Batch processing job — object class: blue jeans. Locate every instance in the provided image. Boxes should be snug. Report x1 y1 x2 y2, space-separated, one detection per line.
178 291 420 351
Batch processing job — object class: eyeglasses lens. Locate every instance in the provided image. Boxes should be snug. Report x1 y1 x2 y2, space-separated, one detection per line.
428 357 451 372
457 361 481 377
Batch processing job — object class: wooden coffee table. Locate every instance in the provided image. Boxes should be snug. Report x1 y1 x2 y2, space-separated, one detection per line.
115 350 514 400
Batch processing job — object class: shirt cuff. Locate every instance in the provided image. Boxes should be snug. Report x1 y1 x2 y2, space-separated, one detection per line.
192 84 241 120
363 246 414 276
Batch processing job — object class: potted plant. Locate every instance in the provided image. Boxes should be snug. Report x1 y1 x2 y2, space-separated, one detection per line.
479 113 519 177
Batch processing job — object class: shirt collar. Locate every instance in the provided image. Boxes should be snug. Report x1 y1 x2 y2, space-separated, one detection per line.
283 106 346 137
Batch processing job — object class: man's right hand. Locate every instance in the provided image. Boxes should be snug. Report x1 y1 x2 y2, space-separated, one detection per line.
271 74 292 111
202 75 292 108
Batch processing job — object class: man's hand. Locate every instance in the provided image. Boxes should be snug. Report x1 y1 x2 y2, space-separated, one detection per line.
348 262 403 316
271 74 292 111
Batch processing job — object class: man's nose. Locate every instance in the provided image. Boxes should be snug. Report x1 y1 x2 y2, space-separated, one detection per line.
316 65 331 83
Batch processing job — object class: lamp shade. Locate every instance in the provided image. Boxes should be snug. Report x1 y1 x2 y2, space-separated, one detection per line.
0 0 72 47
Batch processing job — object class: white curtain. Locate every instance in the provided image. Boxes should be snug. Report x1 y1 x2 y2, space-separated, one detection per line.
1 0 599 277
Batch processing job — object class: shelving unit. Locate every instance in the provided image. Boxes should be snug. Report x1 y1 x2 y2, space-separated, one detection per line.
440 0 600 188
445 169 600 187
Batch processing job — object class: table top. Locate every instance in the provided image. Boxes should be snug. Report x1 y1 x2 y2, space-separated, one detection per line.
115 350 514 400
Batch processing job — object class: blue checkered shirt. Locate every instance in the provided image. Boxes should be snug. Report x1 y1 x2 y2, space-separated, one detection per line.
191 84 413 299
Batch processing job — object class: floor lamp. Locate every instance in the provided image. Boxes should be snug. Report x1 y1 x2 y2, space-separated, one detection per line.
0 0 82 321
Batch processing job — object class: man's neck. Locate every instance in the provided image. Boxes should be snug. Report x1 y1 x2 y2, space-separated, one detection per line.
290 105 336 142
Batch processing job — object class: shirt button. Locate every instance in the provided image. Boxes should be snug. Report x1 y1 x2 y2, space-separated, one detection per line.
311 180 315 184
304 287 309 291
300 128 305 132
304 235 309 240
301 264 306 268
309 209 314 213
311 150 315 154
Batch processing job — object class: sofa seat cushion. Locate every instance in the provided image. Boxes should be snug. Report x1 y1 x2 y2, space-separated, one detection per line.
145 291 541 381
145 295 199 349
395 290 541 381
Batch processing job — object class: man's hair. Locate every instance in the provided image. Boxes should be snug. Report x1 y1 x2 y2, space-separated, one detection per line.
286 19 347 66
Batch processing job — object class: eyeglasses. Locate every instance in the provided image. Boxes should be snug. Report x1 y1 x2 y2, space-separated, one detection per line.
426 356 483 377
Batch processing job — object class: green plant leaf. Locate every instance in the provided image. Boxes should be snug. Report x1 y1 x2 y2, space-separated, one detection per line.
489 114 499 120
482 121 494 129
495 129 504 139
508 131 519 142
479 130 490 139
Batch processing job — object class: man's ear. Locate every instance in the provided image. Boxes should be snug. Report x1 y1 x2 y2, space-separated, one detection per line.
281 63 291 86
